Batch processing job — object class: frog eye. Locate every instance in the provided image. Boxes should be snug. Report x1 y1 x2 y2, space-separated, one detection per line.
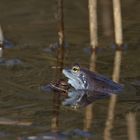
72 66 80 73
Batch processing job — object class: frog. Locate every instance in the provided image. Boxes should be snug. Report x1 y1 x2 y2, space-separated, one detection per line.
62 64 123 108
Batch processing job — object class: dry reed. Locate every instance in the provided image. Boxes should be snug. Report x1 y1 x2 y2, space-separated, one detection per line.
104 0 123 140
84 0 98 131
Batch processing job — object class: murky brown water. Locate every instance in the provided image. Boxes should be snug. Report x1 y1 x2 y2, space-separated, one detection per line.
0 0 139 139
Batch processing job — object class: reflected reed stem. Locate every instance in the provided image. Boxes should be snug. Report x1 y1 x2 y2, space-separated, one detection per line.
126 112 138 140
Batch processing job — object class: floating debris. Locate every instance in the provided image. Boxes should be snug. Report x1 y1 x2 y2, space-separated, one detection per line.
83 47 104 55
131 80 140 87
0 117 32 126
51 66 61 69
111 43 128 51
41 79 69 95
71 129 92 138
83 44 128 55
40 84 53 93
0 58 22 66
20 132 68 140
19 129 93 140
0 25 4 44
0 131 10 138
3 39 15 48
43 42 69 53
0 26 15 48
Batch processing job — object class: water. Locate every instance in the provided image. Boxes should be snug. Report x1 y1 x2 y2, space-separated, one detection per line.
0 0 139 139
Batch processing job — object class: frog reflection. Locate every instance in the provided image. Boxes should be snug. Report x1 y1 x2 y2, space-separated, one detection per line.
62 64 123 108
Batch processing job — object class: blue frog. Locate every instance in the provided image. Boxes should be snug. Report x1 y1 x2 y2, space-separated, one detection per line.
62 64 123 108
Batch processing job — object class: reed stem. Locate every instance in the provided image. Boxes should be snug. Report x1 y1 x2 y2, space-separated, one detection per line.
104 0 123 139
51 0 65 132
84 0 98 131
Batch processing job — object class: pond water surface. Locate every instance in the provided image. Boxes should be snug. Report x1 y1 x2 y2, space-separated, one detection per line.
0 0 139 140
